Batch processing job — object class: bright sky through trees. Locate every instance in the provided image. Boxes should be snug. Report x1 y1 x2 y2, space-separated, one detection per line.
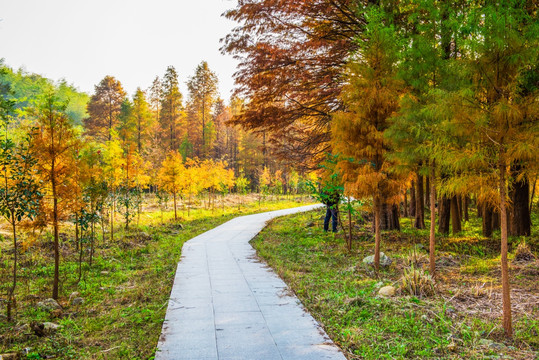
0 0 238 99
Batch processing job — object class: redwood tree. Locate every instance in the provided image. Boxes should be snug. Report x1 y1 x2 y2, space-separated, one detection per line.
331 6 404 271
32 94 78 300
444 1 538 337
222 0 365 167
85 76 126 142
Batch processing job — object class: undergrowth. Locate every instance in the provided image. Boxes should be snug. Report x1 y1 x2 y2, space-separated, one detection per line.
252 208 539 360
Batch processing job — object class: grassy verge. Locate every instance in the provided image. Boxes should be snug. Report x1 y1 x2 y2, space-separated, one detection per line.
0 195 312 359
252 208 538 360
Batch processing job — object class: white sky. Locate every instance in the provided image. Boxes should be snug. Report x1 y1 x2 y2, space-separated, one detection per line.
0 0 239 101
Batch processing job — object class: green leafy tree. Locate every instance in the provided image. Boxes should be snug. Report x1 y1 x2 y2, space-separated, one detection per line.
387 0 462 274
440 1 538 337
0 133 42 321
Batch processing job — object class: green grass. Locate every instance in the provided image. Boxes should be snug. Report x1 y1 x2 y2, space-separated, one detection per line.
0 195 313 359
252 208 539 360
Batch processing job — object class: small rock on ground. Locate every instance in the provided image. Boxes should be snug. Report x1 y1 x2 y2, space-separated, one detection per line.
43 322 61 333
71 297 84 305
363 252 392 267
37 298 61 312
378 286 396 297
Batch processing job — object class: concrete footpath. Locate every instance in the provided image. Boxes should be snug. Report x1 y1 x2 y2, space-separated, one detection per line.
155 204 347 360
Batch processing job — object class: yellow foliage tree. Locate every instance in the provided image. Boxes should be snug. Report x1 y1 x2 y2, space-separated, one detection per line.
32 93 79 299
102 136 124 241
158 151 185 221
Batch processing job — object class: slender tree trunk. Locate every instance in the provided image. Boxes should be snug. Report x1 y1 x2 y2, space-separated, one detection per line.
509 164 531 236
450 196 461 234
52 179 60 300
100 211 106 245
137 187 142 227
429 162 436 276
7 216 17 321
499 156 512 337
410 181 416 217
391 204 400 230
438 195 451 234
425 175 430 210
457 196 462 221
483 203 494 238
477 200 483 218
90 221 95 267
403 190 409 217
75 218 79 252
173 191 178 221
415 172 425 229
110 190 115 242
530 178 536 214
78 228 84 284
492 208 500 231
464 196 470 222
374 194 381 272
347 198 352 251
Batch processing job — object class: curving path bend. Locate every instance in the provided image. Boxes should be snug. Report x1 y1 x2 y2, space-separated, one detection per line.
155 204 347 360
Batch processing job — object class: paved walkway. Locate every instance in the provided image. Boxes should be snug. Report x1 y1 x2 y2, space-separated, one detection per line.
155 204 347 360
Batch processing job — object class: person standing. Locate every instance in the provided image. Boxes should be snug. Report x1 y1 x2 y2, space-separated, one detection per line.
322 189 340 232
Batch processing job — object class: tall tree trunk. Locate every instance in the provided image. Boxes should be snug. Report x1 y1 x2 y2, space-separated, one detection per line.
7 216 17 321
438 195 451 234
78 228 84 284
90 221 95 267
530 177 536 214
499 156 512 337
509 164 531 236
410 181 416 217
374 194 381 272
492 208 500 231
429 162 436 276
110 191 115 243
347 198 352 251
137 187 142 227
380 201 400 230
390 204 400 230
414 172 425 229
173 191 178 221
450 196 461 234
483 203 494 238
403 189 409 217
477 199 483 218
52 179 60 300
457 196 463 221
464 196 470 222
75 218 79 252
425 175 430 210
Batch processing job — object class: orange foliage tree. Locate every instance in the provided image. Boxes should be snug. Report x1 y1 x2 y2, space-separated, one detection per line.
331 7 404 271
32 94 79 299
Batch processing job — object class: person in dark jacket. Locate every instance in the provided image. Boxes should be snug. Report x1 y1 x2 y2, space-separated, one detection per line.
322 189 340 232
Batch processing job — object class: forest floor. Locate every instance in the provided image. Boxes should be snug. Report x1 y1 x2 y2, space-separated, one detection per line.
252 208 538 360
0 194 312 359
